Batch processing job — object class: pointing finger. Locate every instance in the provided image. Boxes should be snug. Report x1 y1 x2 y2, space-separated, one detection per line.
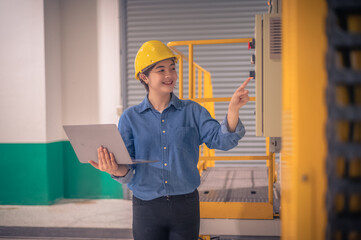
239 77 253 90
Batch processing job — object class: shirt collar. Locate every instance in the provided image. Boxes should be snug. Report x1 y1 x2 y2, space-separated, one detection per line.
138 93 183 113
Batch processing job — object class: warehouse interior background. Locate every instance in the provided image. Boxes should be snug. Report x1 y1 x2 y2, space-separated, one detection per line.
0 0 360 239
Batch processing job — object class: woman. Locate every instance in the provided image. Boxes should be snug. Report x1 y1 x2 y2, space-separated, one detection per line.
89 40 250 240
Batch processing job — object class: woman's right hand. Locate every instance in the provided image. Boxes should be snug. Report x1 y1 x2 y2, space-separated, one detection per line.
88 146 129 176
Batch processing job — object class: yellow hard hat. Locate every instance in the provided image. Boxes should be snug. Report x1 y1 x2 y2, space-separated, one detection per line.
134 40 176 80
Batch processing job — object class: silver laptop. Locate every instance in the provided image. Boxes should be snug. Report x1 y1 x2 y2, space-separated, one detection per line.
63 124 158 164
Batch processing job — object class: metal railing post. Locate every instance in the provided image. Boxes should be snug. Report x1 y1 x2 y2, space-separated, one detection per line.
178 57 183 99
198 70 202 98
266 137 274 206
188 44 194 98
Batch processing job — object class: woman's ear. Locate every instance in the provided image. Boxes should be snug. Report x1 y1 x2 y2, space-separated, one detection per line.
139 73 149 84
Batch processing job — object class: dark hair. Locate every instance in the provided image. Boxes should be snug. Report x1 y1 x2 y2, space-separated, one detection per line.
138 64 156 92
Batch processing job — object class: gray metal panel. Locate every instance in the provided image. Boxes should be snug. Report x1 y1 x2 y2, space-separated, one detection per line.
199 167 269 202
124 0 268 164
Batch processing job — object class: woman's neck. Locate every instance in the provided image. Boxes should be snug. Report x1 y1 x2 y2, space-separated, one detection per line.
148 92 171 112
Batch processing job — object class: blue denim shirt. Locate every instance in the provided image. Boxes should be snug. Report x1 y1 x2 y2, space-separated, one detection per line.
112 93 245 200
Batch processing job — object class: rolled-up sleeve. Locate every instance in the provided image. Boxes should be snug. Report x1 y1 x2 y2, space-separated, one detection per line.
198 104 246 151
110 110 136 184
221 114 246 137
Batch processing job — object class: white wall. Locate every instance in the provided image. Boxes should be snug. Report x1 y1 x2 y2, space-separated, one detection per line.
45 0 63 142
0 0 122 143
60 0 100 126
97 0 122 124
0 0 46 143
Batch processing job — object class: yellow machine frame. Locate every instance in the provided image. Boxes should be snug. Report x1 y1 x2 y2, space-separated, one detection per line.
167 39 276 219
282 0 328 239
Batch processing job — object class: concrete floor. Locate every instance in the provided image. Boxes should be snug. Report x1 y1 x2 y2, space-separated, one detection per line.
0 199 133 240
0 198 280 240
0 199 132 229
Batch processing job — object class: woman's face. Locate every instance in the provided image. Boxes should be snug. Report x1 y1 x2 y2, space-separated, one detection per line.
144 59 177 95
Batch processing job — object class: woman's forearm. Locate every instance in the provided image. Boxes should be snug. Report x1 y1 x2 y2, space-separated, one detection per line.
227 107 239 132
227 77 252 132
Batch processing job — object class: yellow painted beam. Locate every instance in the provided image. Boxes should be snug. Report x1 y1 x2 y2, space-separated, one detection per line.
282 0 327 239
183 97 255 103
199 156 270 161
200 202 274 219
168 38 253 46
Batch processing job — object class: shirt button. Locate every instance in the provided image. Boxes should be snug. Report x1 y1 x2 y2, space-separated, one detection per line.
165 181 168 184
164 163 167 166
162 130 165 133
164 147 167 150
162 120 165 122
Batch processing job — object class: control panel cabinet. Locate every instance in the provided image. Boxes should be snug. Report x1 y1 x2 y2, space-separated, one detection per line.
255 14 282 137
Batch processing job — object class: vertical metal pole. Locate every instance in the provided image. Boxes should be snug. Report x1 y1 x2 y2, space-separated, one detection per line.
179 57 183 99
270 153 274 206
188 44 194 98
198 70 202 98
119 0 131 200
120 0 128 109
193 65 196 99
266 137 274 206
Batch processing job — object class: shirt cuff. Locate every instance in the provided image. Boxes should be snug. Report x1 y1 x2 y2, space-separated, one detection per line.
110 166 133 184
221 115 246 138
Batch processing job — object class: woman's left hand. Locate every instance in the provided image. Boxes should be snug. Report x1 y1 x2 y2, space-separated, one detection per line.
229 77 252 111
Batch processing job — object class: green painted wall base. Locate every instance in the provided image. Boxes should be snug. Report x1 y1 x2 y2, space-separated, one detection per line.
63 141 123 199
0 141 123 205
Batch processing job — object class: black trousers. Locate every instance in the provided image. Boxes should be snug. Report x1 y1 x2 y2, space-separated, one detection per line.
132 189 200 240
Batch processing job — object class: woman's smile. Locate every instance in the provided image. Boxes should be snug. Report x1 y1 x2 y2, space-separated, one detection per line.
162 80 173 85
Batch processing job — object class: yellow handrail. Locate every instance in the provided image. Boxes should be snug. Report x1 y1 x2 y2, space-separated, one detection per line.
186 97 256 103
200 156 271 161
168 38 253 46
178 57 183 98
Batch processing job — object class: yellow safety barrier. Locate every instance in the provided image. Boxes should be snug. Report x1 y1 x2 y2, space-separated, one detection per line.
167 39 276 219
